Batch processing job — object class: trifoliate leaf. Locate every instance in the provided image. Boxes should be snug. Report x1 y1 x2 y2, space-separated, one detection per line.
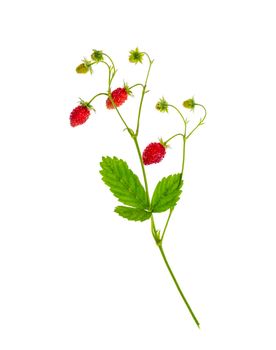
151 174 183 213
115 206 151 222
100 156 148 209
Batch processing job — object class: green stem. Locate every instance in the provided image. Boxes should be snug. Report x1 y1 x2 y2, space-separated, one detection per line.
158 244 200 328
110 101 132 135
186 104 207 139
132 136 150 206
180 123 187 180
103 53 116 71
167 103 187 180
160 107 188 242
87 92 108 105
168 104 186 125
164 133 184 144
160 208 174 241
129 83 144 90
135 57 153 136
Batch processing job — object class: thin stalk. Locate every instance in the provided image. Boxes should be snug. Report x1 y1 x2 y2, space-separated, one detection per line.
160 208 174 241
180 122 187 179
158 244 200 328
87 92 108 105
129 83 144 90
135 56 153 136
164 133 184 144
103 53 116 71
186 104 207 139
168 104 186 125
132 136 150 206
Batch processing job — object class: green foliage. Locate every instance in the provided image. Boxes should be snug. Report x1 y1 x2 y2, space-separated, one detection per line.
151 174 183 213
100 156 148 209
115 206 151 222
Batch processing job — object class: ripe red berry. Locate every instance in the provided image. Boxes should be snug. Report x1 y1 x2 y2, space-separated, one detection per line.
70 105 90 127
142 142 166 165
106 87 128 109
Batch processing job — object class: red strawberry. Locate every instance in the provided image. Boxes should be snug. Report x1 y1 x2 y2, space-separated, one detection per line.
70 105 90 127
106 87 128 109
142 142 166 165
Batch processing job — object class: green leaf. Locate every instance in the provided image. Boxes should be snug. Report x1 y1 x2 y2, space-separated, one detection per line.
151 174 183 213
115 206 152 222
100 156 148 209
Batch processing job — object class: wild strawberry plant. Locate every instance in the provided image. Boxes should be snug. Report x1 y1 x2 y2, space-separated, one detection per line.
70 48 207 328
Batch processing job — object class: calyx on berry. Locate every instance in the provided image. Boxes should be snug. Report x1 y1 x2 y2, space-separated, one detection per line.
91 49 104 63
183 97 195 110
76 59 93 74
129 48 144 64
155 97 169 113
79 98 95 111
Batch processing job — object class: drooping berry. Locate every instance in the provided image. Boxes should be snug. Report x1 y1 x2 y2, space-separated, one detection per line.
183 98 195 110
106 87 128 109
142 142 166 165
70 105 91 127
75 59 92 74
156 97 169 113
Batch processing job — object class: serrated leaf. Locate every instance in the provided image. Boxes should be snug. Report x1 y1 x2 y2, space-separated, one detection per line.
115 206 152 222
100 156 148 209
151 174 183 213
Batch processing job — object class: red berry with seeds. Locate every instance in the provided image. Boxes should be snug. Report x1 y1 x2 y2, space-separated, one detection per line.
142 142 166 165
106 87 128 109
70 105 91 127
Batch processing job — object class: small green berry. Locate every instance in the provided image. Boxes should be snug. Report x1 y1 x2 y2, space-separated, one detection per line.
156 97 169 113
183 98 195 110
76 63 89 74
91 49 104 63
129 48 144 64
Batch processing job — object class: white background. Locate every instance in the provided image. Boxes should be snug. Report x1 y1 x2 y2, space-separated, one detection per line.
1 0 276 349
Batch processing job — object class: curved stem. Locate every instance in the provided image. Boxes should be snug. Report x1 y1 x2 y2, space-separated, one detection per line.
186 104 207 139
87 92 108 105
129 83 144 90
164 133 184 144
158 244 200 328
135 57 153 136
103 53 116 71
168 104 186 125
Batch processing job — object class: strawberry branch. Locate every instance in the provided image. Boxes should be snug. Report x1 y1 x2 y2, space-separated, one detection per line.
70 48 207 328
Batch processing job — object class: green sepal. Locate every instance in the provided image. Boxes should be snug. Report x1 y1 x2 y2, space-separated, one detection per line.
156 97 169 113
129 48 144 64
115 206 152 222
183 97 195 110
91 49 104 63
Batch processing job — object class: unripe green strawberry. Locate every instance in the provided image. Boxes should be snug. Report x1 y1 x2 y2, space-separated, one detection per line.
76 63 89 74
